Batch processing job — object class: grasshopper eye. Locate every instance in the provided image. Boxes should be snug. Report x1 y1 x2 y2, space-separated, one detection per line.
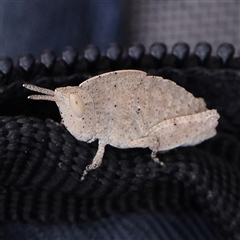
69 93 85 118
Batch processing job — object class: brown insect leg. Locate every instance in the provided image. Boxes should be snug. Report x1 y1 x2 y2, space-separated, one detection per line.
128 137 165 167
151 150 166 167
81 143 106 181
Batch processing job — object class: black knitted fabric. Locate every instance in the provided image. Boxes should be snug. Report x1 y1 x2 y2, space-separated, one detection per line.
0 42 239 240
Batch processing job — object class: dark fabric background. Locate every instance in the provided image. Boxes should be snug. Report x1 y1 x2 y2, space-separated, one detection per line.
1 1 125 61
129 1 240 54
2 1 239 61
0 212 218 240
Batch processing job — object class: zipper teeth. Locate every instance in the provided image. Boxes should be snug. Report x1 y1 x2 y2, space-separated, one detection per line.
0 42 238 81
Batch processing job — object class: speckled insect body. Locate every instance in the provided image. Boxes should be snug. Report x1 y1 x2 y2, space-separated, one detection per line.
23 70 219 179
